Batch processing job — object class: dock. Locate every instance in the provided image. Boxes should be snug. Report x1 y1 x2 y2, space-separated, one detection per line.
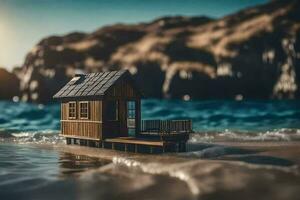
105 137 164 153
65 119 192 154
105 137 164 147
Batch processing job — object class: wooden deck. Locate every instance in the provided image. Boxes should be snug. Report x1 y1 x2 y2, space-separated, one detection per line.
65 135 188 154
105 137 164 147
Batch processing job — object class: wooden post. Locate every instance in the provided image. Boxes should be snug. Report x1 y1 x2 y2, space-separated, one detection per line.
101 141 104 148
176 143 179 153
150 146 153 154
135 144 138 153
125 144 128 152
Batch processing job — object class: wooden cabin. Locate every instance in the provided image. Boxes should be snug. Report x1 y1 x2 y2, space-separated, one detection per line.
53 70 192 153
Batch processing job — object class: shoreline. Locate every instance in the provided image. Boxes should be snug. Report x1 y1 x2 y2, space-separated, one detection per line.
2 139 300 172
31 140 300 168
1 140 300 199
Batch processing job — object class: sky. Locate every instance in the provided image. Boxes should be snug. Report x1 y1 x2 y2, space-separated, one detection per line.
0 0 267 71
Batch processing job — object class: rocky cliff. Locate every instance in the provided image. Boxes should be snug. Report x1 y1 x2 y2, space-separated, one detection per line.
17 0 300 102
0 68 20 100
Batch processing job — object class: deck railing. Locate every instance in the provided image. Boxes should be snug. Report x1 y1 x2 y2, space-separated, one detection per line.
140 119 192 135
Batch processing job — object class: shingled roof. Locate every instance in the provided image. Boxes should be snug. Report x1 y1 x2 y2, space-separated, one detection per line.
53 70 135 99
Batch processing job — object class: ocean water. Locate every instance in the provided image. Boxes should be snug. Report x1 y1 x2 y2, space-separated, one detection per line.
1 99 300 200
1 99 300 133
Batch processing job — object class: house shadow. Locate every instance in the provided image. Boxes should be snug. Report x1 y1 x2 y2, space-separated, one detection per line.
58 152 111 176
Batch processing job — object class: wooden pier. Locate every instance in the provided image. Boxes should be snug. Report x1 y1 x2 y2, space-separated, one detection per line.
65 120 192 154
105 137 164 153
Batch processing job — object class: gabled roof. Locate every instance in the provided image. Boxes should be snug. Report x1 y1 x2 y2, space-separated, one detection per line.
53 70 138 99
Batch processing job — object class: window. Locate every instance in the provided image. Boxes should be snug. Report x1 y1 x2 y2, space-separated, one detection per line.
127 101 136 119
68 102 76 119
79 101 89 119
106 101 118 120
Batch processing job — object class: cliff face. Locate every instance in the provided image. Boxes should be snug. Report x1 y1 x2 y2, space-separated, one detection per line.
18 0 300 102
0 68 20 100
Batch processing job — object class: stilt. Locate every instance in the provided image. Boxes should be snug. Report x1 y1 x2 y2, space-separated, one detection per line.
66 138 71 145
125 144 128 152
112 143 115 150
182 142 186 152
176 143 179 152
135 144 138 153
150 146 153 154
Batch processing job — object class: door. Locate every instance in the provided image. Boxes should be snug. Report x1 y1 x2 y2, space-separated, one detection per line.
127 101 136 137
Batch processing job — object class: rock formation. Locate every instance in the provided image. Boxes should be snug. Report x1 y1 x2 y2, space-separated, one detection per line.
0 67 20 100
16 0 300 102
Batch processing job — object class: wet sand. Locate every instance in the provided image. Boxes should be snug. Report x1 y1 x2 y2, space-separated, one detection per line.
32 141 300 200
213 141 300 165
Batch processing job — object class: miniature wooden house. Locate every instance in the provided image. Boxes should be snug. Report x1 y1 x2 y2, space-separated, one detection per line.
53 70 141 140
54 70 192 153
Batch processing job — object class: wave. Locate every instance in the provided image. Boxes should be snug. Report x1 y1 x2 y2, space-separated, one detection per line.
0 130 63 145
86 153 299 199
1 128 300 147
111 156 202 195
189 128 300 142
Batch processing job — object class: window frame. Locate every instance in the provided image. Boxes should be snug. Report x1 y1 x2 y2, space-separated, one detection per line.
68 101 77 119
79 101 89 120
127 101 136 119
127 100 136 129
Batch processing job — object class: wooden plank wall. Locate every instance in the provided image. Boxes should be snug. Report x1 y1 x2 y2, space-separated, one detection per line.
103 80 141 138
61 100 102 140
105 79 139 98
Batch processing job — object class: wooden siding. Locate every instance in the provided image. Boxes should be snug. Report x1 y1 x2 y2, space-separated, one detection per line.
61 100 102 140
61 100 101 121
59 79 142 140
105 79 140 99
103 80 141 139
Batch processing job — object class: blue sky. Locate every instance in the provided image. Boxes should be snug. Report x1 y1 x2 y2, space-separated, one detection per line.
0 0 267 70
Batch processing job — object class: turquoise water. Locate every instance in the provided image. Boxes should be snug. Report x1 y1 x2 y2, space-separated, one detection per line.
1 99 300 200
0 99 300 133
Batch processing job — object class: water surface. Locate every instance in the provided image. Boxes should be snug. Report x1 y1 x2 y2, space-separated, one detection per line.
1 99 300 132
1 99 300 200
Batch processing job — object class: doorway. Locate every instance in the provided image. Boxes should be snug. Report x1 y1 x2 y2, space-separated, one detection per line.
127 101 136 137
